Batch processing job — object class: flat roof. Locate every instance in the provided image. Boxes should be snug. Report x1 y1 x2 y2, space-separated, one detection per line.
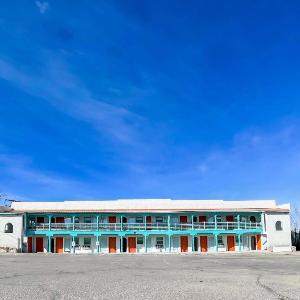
10 199 290 213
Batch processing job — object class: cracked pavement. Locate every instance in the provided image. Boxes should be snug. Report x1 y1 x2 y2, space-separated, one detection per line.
0 253 299 299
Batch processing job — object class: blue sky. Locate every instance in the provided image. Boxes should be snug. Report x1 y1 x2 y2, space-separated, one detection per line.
0 1 300 208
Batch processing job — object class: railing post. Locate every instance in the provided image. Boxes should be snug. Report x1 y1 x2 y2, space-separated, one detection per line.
191 215 194 230
72 215 75 231
48 215 51 231
214 234 218 253
96 215 99 231
214 215 217 230
238 234 242 252
120 215 123 231
144 216 147 231
168 215 170 231
237 215 240 229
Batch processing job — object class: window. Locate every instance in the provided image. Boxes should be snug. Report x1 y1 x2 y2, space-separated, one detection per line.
156 237 164 249
83 237 91 248
4 223 13 233
155 217 163 223
137 237 144 245
216 216 222 222
84 217 92 223
36 217 44 223
74 237 80 248
217 236 224 246
136 217 143 223
74 217 80 223
275 221 282 231
250 216 256 223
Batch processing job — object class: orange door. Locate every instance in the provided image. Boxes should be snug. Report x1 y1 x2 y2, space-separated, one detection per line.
28 237 33 253
200 236 208 252
56 217 64 223
199 216 207 222
109 216 116 223
180 236 189 252
56 237 64 253
227 236 235 251
128 237 137 253
180 216 188 223
226 216 234 222
256 235 262 250
109 237 117 253
36 237 44 252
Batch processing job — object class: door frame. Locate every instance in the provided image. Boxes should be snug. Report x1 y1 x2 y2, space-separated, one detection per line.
108 236 117 253
180 236 189 252
128 236 137 253
200 235 208 252
55 237 64 254
35 236 44 253
227 235 235 252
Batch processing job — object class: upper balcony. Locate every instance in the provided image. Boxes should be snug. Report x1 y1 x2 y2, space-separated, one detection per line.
27 221 263 233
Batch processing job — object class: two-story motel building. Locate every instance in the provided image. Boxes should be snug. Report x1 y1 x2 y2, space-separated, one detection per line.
0 199 292 254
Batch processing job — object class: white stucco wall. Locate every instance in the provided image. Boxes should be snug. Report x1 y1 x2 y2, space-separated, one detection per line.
0 214 23 250
265 212 291 252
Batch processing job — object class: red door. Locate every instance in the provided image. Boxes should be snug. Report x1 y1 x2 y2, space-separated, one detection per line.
200 236 208 252
256 235 262 250
128 237 137 253
109 216 116 223
199 216 207 222
56 217 64 223
36 237 44 252
146 216 152 223
28 237 33 253
226 216 234 222
56 237 64 253
109 237 117 253
180 236 189 252
36 217 44 223
180 216 188 223
227 236 235 251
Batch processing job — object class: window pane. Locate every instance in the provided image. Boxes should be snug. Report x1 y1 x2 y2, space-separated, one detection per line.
136 217 143 223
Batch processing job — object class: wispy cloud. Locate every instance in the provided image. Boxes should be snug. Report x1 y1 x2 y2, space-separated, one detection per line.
185 120 300 202
0 57 144 145
0 152 90 199
35 1 49 14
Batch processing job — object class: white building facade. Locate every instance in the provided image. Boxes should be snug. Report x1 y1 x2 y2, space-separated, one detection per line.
0 199 292 254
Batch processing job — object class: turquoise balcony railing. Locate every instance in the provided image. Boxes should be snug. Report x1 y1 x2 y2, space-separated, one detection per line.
27 221 262 232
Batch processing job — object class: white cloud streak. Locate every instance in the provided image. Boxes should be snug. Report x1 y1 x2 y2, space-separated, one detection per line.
35 1 49 14
0 58 144 144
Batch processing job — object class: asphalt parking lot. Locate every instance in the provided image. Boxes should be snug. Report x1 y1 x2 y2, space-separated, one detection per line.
0 253 299 300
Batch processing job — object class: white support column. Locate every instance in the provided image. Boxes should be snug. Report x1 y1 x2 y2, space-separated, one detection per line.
238 234 242 252
96 235 100 253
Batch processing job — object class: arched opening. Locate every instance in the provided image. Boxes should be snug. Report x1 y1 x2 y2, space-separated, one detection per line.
4 223 13 233
275 221 282 231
